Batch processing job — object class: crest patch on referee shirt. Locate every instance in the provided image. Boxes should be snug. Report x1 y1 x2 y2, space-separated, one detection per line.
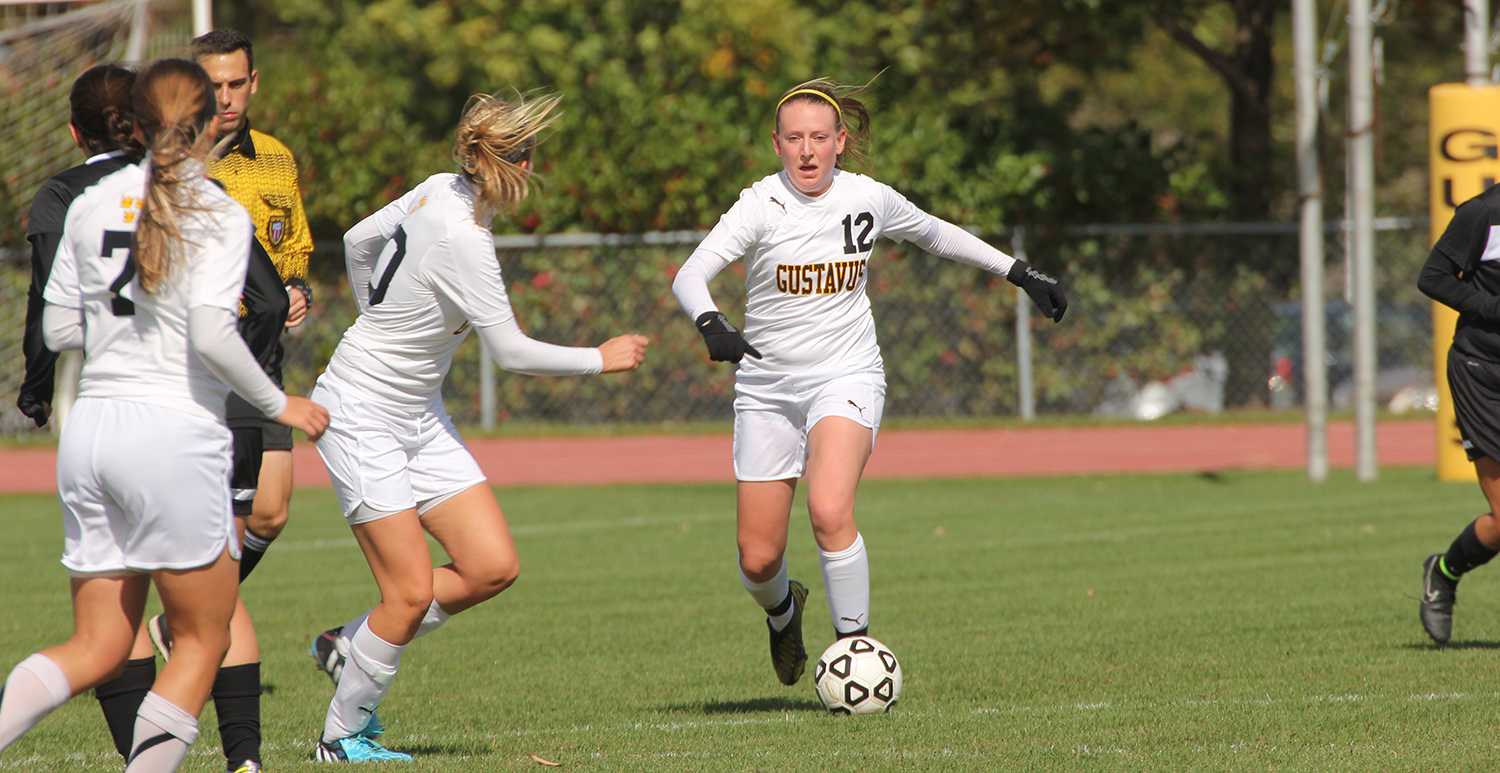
268 217 287 247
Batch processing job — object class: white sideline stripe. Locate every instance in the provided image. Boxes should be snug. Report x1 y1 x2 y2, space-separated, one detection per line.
274 513 732 552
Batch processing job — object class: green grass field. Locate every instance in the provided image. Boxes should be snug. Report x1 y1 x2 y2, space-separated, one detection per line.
0 468 1494 772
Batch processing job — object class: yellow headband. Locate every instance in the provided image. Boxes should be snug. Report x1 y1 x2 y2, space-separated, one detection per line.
777 88 841 118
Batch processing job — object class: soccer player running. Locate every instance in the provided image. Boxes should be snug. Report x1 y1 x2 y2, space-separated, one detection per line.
671 79 1067 686
303 92 647 762
1417 186 1500 644
139 30 311 772
0 58 328 772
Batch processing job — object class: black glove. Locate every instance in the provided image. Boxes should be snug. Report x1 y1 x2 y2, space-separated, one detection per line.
695 311 762 363
1007 259 1067 322
16 392 48 428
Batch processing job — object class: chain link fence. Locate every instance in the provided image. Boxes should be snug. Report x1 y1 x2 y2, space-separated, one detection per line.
0 220 1436 436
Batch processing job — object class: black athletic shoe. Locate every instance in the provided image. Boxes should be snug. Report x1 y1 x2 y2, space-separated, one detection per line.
1421 554 1457 644
308 626 347 686
768 580 808 686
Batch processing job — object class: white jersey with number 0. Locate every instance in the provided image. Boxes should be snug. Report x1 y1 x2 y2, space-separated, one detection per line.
327 173 520 411
694 169 931 381
43 163 253 422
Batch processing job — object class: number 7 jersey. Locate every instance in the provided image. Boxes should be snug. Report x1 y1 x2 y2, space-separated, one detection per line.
328 173 518 410
42 162 254 422
694 169 932 381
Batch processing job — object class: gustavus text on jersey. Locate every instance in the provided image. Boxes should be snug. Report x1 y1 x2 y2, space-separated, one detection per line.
775 259 867 296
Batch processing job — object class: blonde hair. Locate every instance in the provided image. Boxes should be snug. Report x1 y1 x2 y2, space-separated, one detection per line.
774 77 874 171
453 91 562 220
131 58 219 293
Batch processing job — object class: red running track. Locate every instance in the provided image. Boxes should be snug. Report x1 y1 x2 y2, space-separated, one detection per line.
0 419 1439 494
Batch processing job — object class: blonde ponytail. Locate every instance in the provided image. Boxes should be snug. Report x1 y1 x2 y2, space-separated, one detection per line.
452 91 562 221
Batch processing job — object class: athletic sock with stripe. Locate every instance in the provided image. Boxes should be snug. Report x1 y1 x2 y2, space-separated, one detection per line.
1442 517 1500 580
238 528 274 582
322 619 404 743
124 691 197 772
740 558 793 631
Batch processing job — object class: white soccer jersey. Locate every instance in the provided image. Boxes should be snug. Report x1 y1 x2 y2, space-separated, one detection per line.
44 163 254 422
327 173 522 410
694 169 932 381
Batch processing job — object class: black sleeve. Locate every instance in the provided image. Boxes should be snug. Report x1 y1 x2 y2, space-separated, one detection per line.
1418 198 1500 322
238 235 290 377
16 181 72 425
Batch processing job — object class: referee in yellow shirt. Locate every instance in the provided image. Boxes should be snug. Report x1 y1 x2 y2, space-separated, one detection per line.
194 28 312 574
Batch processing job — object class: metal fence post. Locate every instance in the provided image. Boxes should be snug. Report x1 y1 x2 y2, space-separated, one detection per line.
1350 0 1379 481
1295 0 1328 482
1013 228 1034 422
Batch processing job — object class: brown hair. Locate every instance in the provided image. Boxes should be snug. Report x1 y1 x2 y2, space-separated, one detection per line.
452 91 562 220
69 64 142 159
130 58 219 293
774 78 873 170
190 28 253 73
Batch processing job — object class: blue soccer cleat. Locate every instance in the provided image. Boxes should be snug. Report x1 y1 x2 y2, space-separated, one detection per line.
310 735 412 763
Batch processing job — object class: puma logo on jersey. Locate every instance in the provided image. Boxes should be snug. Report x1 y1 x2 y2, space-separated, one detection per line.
776 259 866 296
769 196 786 212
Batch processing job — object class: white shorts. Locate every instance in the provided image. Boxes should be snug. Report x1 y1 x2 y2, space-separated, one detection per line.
57 398 237 574
732 371 886 481
312 374 487 525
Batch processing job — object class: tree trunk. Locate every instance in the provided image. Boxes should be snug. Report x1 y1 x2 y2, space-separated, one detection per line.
1159 0 1278 219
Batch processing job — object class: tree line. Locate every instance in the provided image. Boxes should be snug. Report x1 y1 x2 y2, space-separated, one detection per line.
227 0 1464 283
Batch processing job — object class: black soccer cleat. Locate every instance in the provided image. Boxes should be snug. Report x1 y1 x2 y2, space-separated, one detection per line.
1421 554 1458 644
309 626 347 686
768 580 809 686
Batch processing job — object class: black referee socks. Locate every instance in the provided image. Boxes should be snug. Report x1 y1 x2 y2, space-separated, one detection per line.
1442 517 1500 579
213 662 262 769
238 529 274 582
95 656 154 758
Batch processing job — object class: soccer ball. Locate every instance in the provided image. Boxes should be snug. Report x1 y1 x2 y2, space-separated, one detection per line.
813 636 902 715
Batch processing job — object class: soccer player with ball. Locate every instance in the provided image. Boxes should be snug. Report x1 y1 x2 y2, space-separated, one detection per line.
672 78 1067 698
302 91 648 761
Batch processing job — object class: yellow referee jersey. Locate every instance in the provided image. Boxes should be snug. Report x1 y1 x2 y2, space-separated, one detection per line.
209 122 311 282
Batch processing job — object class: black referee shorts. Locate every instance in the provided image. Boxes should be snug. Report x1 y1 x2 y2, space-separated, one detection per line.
230 425 264 516
1447 348 1500 462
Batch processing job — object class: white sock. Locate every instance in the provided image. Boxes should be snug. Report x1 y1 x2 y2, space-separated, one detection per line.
124 691 197 772
740 557 794 629
740 556 789 609
820 533 870 635
340 611 372 646
0 653 71 751
322 619 404 743
413 600 452 640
